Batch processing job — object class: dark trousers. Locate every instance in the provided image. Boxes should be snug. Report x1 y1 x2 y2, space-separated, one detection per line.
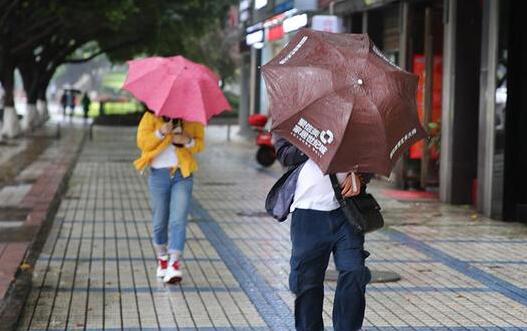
290 208 371 331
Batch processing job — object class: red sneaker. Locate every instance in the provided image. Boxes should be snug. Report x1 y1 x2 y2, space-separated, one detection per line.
163 260 182 284
157 255 168 278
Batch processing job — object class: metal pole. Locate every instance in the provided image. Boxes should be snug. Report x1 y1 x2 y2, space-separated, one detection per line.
399 0 409 70
362 11 368 33
439 0 457 202
89 123 94 141
477 0 499 217
238 53 252 136
393 0 410 188
249 47 257 116
420 7 434 190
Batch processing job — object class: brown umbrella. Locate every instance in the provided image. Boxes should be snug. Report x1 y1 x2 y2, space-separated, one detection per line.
262 28 427 176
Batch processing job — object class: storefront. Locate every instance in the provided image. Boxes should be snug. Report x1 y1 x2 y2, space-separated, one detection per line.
332 0 445 191
260 10 311 114
478 0 527 222
239 0 524 221
243 0 318 116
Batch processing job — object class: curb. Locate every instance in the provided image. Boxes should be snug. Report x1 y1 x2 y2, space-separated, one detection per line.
0 129 87 331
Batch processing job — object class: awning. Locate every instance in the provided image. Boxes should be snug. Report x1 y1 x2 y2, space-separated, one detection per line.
333 0 398 15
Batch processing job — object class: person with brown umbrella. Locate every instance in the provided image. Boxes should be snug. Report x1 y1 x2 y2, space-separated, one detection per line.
263 28 426 330
273 135 373 330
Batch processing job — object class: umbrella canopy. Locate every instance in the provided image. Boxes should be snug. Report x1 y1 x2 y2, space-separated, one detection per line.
262 28 427 176
122 55 231 124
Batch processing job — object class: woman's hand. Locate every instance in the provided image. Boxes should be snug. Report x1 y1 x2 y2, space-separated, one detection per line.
159 122 173 135
341 172 361 198
172 133 192 145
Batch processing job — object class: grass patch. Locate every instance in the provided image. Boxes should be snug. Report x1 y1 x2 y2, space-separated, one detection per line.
87 101 143 117
102 72 127 91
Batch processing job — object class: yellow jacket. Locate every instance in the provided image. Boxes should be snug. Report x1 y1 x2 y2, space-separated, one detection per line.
134 111 205 177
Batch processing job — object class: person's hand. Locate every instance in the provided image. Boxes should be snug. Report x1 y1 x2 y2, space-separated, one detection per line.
159 122 173 135
172 133 191 145
341 172 361 198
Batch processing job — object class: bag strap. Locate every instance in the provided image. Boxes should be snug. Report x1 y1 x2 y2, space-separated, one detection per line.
329 174 346 206
329 174 365 232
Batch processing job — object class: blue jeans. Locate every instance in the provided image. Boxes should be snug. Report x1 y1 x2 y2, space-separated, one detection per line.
148 168 193 255
290 208 371 331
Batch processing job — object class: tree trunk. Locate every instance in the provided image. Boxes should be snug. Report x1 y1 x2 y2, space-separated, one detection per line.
37 87 49 122
1 62 22 138
37 67 56 123
19 61 40 130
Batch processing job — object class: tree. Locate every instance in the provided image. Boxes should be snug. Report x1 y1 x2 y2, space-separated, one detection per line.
12 0 141 128
1 0 235 136
0 0 23 137
184 19 240 86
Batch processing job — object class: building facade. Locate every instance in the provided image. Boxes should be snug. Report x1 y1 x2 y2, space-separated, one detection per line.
237 0 526 222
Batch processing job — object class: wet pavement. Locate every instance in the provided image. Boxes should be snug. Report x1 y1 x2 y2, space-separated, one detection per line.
13 125 527 330
0 110 88 329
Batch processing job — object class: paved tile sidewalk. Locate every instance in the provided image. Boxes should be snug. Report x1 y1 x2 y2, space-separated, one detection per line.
0 123 85 328
16 126 527 330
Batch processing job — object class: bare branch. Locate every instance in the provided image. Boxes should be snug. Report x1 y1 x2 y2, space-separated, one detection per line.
11 21 62 54
20 15 58 36
63 49 106 64
63 39 141 64
0 0 21 26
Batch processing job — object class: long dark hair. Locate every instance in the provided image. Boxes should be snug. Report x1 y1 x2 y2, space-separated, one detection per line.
142 103 183 127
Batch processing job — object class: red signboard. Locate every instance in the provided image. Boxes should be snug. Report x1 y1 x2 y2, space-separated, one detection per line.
410 54 442 160
267 24 284 41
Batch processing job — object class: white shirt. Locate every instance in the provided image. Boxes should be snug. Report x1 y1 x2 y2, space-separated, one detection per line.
150 130 195 169
290 159 347 212
151 144 178 169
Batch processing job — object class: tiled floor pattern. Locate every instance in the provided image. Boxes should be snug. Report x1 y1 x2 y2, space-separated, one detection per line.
16 126 527 330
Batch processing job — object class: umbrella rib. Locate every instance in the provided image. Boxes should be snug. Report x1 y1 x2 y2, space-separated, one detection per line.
155 74 179 115
329 92 389 175
326 90 358 174
270 75 349 130
194 80 208 123
180 79 206 123
123 58 165 86
369 101 391 173
124 68 160 87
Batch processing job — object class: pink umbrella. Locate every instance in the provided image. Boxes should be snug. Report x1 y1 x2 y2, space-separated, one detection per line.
122 55 231 124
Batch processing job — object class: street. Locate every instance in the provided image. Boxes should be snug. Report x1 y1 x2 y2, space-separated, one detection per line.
14 125 527 330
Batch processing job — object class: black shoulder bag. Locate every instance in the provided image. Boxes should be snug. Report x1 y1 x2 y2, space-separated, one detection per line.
329 174 384 234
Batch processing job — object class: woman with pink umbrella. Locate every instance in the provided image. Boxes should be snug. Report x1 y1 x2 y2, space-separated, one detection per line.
124 56 230 284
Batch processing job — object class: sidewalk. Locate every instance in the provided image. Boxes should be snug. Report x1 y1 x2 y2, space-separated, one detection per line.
13 125 527 330
0 120 86 328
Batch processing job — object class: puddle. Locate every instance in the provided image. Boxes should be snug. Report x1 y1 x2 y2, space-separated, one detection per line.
236 211 269 217
0 206 30 222
0 141 19 147
0 136 51 186
202 182 236 186
0 221 24 228
0 224 39 242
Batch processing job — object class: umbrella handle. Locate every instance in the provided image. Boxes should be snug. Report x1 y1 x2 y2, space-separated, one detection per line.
351 172 358 193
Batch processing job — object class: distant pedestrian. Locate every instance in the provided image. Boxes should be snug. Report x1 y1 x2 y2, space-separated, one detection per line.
81 93 91 119
134 108 204 284
0 88 4 121
60 92 68 117
273 136 372 331
68 92 76 117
